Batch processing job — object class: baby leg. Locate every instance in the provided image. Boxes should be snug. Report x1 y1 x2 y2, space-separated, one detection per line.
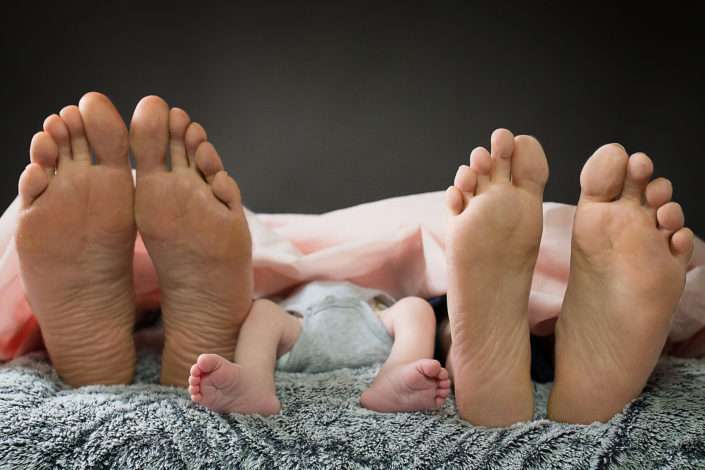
360 297 451 413
188 299 301 416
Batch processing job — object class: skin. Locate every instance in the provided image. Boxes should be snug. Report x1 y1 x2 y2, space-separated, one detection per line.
547 145 694 423
444 131 693 426
15 92 138 387
444 129 547 427
16 92 254 387
188 296 451 415
131 96 254 387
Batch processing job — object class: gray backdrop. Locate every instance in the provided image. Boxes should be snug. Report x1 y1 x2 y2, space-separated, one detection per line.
2 3 703 236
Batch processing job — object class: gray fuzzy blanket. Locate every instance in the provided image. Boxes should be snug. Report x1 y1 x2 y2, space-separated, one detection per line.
1 350 704 469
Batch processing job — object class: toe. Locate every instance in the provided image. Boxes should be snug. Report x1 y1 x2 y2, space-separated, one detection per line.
79 92 130 169
445 186 464 216
620 153 653 202
645 177 673 209
189 363 202 377
489 128 515 182
196 353 222 373
211 171 242 210
59 105 92 163
454 165 477 194
42 114 71 169
130 95 170 176
185 122 208 169
510 135 549 194
194 141 225 184
469 146 491 192
438 387 451 397
671 227 695 262
168 107 191 169
446 165 477 216
579 143 629 203
29 131 59 178
657 202 685 233
418 358 441 378
18 163 49 210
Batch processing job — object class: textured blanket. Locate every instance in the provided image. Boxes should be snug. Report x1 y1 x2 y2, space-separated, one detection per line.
1 349 704 469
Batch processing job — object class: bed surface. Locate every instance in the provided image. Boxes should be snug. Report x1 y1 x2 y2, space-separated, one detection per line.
1 347 704 469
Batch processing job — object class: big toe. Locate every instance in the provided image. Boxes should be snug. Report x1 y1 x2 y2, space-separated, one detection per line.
418 358 442 378
579 144 629 202
130 95 170 175
510 134 549 194
196 353 225 374
78 92 130 169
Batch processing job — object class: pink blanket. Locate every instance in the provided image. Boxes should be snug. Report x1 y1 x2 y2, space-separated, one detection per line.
2 191 704 360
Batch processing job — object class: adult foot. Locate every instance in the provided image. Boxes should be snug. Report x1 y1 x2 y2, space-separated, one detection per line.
131 96 253 387
189 354 280 416
360 359 451 412
547 145 694 424
445 128 548 427
15 92 137 386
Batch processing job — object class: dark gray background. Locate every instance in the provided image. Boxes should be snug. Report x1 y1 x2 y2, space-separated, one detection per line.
2 3 703 235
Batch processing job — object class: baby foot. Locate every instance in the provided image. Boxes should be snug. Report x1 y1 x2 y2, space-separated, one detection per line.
360 359 451 413
189 354 280 416
131 96 254 387
444 128 548 427
15 92 137 386
547 145 694 424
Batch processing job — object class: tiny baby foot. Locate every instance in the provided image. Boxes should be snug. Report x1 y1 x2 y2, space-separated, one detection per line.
359 359 451 413
189 354 280 416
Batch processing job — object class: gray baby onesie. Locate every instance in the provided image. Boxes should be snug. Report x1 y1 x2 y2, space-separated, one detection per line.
275 281 395 373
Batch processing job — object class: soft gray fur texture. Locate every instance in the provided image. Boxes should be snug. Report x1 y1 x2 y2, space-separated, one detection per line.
1 350 704 469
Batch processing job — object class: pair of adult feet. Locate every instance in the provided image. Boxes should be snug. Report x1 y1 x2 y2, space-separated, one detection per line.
15 92 254 387
444 129 694 425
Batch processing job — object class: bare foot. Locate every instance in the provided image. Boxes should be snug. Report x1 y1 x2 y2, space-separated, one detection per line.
547 145 694 424
189 354 280 416
445 128 548 427
360 359 451 413
130 96 254 387
15 92 137 386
